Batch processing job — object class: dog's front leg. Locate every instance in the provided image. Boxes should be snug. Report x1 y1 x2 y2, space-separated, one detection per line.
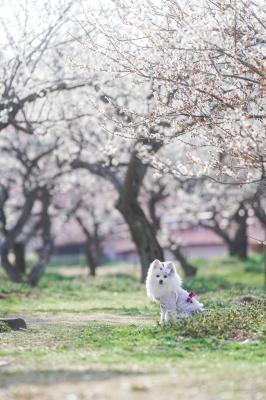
178 311 190 318
165 310 177 323
160 304 166 324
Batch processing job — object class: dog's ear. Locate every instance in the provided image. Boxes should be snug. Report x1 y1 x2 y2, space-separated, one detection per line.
151 259 161 270
166 262 176 276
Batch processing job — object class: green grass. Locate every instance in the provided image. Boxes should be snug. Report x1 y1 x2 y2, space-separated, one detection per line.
192 255 265 286
0 255 265 399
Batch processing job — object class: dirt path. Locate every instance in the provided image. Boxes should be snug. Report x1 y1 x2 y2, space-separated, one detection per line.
24 312 154 327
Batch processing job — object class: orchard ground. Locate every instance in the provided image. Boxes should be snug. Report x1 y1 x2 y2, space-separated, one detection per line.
0 256 265 400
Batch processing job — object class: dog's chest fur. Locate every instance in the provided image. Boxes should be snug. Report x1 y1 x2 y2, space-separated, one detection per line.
156 292 177 311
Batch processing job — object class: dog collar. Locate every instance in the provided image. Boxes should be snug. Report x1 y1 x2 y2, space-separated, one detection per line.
186 292 196 303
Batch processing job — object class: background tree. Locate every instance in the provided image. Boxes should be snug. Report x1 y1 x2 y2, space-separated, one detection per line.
0 129 68 285
66 81 166 281
177 180 257 261
141 175 198 276
56 177 121 277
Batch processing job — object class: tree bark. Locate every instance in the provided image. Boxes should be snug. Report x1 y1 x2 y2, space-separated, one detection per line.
0 250 22 282
75 216 99 277
228 205 248 260
253 201 266 227
13 242 26 275
228 239 247 260
0 190 37 283
85 239 97 277
93 221 103 263
117 143 165 282
117 199 164 282
27 240 53 287
251 179 266 226
27 189 53 286
200 203 248 261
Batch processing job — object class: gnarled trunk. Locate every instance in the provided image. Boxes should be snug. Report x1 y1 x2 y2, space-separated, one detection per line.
228 205 248 260
13 242 26 275
27 240 53 286
229 239 247 260
0 190 37 283
117 143 164 282
200 203 248 261
1 247 23 283
117 199 164 282
75 216 99 277
252 201 266 227
93 221 103 264
85 239 97 277
228 225 248 260
27 189 53 286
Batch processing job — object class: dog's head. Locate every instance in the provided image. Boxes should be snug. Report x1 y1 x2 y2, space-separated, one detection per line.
146 259 182 298
151 259 175 285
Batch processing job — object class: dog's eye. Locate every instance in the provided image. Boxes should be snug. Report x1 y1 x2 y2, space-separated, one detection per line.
164 275 167 278
156 275 160 278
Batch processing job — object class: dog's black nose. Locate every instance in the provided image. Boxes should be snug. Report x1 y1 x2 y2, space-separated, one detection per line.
159 279 163 285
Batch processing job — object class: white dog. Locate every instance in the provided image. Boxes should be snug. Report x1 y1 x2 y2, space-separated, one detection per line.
146 259 204 323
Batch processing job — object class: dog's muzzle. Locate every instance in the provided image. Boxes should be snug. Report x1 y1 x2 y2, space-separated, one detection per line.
159 279 163 285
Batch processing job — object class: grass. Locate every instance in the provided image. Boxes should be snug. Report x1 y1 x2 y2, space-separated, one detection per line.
0 255 265 399
192 254 265 286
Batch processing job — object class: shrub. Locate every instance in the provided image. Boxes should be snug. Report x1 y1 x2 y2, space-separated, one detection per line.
0 321 10 333
185 276 235 293
244 256 264 274
166 304 266 340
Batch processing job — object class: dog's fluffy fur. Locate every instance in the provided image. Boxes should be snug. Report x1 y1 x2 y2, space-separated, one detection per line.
146 259 204 323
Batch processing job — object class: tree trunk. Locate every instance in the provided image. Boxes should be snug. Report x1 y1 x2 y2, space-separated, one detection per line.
117 199 164 282
251 179 266 227
253 202 266 227
0 247 22 283
71 139 165 282
228 206 248 260
229 240 247 260
85 239 97 277
200 204 248 261
27 240 53 286
169 246 197 277
75 216 99 277
0 190 37 283
13 242 26 274
27 189 53 286
228 233 248 260
93 221 103 263
117 142 164 282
